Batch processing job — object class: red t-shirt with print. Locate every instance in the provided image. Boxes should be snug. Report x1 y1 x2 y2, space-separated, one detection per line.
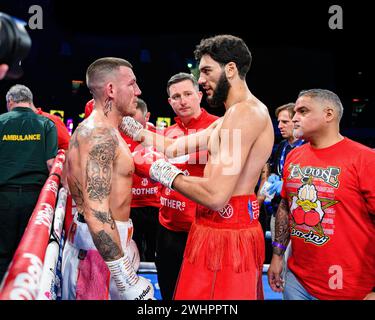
159 109 218 232
281 137 375 299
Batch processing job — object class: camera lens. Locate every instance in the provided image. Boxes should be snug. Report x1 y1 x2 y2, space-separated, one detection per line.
0 12 32 79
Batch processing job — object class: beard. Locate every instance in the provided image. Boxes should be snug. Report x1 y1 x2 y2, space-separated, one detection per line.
207 71 231 108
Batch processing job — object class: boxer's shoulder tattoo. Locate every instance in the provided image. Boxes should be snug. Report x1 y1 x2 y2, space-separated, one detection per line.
70 124 92 149
69 130 80 149
274 198 290 256
91 207 116 230
86 127 119 202
91 230 122 260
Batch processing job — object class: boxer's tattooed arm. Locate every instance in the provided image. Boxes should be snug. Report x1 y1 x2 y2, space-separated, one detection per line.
91 230 122 261
86 128 119 202
84 128 122 262
71 177 84 207
91 208 116 230
274 198 290 256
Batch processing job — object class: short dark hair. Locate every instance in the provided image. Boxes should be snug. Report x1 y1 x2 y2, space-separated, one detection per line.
275 103 295 119
298 89 344 121
194 34 252 79
86 57 133 97
136 98 148 117
166 72 199 96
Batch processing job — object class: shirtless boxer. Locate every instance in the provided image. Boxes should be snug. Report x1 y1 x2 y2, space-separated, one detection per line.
62 57 154 300
120 35 274 299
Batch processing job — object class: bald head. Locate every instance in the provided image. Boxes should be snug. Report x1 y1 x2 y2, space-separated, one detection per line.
86 57 133 98
298 89 343 122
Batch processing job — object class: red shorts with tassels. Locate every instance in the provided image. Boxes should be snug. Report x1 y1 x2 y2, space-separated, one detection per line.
173 194 265 300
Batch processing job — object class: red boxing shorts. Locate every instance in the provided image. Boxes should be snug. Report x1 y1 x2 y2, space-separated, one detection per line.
174 194 265 300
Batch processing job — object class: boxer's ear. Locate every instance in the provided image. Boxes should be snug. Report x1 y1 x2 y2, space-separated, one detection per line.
225 62 237 80
104 82 115 99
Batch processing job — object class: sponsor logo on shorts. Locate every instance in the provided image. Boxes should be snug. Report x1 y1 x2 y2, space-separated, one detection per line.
218 204 233 219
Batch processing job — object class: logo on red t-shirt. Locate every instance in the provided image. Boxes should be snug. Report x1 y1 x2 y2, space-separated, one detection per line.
287 166 340 246
288 164 341 187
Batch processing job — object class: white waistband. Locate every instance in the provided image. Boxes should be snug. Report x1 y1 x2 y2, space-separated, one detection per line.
69 213 133 251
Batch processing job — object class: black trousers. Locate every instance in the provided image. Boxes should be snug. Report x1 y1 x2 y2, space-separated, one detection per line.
155 223 188 300
130 206 159 262
0 189 40 282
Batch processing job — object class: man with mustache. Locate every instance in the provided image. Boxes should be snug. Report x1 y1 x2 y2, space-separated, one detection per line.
120 35 274 299
267 89 375 300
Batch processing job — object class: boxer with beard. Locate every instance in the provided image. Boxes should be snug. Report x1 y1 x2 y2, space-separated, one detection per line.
120 35 274 299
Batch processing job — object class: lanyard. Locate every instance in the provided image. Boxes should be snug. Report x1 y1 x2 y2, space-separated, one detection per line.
277 140 304 176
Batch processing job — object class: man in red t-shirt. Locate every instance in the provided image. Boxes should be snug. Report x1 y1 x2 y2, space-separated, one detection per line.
267 89 375 300
33 104 70 150
156 73 218 300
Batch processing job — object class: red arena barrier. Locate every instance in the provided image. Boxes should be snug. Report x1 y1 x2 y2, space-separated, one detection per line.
0 150 65 300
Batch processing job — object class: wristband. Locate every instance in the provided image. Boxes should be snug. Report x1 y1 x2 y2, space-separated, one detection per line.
272 241 287 251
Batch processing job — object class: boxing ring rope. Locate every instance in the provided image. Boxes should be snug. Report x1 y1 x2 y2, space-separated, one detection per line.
0 150 66 300
36 187 67 300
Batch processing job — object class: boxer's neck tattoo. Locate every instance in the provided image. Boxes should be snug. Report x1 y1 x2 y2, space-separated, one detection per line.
91 207 116 230
103 98 112 117
91 230 122 261
86 127 119 202
274 198 290 256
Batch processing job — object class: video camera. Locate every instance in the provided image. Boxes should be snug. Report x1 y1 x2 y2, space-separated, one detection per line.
0 12 32 79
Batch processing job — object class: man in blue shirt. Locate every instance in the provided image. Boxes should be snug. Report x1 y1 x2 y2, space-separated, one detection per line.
258 103 304 241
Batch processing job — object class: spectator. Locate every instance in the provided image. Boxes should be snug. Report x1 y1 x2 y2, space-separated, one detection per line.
32 104 70 150
258 102 304 241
